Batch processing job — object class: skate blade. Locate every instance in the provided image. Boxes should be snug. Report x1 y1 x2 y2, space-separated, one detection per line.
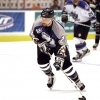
50 76 56 90
85 52 90 56
72 59 82 62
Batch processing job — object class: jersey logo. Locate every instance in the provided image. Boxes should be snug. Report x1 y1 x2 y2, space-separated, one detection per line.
57 45 67 57
71 12 79 21
36 28 43 34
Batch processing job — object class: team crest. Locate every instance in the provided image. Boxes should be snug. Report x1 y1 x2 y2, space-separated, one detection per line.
57 46 67 57
36 28 43 34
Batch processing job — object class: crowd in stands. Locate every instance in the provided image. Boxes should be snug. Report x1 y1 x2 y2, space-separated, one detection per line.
32 0 62 10
0 0 66 10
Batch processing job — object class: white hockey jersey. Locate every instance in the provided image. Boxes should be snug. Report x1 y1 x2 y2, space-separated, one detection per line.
63 0 96 23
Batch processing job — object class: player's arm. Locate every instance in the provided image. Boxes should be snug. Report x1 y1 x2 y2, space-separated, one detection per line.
88 9 100 32
32 26 56 54
37 31 56 54
29 24 40 44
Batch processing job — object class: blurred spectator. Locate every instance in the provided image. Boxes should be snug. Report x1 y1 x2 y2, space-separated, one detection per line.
64 0 68 3
32 3 41 10
50 0 61 10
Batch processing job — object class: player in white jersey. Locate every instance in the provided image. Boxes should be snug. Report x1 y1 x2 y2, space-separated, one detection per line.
61 0 100 61
30 8 85 90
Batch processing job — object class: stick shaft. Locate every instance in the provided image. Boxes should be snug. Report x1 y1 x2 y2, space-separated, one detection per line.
69 21 93 29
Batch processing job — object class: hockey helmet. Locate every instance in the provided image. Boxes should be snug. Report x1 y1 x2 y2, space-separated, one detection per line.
41 8 54 18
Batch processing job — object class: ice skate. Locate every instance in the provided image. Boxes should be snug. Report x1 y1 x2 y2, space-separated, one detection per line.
47 73 55 90
93 43 98 50
82 48 90 56
72 52 83 62
76 81 85 91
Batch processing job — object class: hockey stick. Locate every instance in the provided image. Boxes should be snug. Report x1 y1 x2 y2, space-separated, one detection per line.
61 69 86 100
48 53 86 100
68 21 94 29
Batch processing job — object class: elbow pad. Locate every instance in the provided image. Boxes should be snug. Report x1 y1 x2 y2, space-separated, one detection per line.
61 12 68 23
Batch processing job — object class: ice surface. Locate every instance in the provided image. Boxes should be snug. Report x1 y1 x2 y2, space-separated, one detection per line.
0 40 100 100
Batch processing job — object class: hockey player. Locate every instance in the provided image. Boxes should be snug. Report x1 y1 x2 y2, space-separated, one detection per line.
30 8 85 90
90 0 100 49
61 0 100 61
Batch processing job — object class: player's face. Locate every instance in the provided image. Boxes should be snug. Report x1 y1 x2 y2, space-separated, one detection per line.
41 17 52 27
72 0 79 5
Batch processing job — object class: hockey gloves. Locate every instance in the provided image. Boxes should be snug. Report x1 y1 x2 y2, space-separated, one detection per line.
38 41 50 54
61 11 68 23
53 45 66 71
33 37 39 44
93 21 100 32
53 55 64 71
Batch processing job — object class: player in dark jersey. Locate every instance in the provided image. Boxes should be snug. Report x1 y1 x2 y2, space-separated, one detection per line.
30 8 85 90
90 0 100 49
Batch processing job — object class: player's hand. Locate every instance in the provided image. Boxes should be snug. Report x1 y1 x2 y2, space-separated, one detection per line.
38 41 50 54
93 21 100 32
33 37 39 44
61 12 68 23
53 56 64 71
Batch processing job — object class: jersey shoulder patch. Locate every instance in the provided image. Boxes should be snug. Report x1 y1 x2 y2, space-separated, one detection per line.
78 1 90 11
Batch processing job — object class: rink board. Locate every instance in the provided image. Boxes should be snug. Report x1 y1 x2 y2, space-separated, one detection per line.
0 33 95 42
0 10 95 42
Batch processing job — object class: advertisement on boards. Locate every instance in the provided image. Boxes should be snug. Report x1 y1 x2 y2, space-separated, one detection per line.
0 12 24 32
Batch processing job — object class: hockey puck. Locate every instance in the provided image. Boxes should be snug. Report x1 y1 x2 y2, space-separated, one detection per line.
78 96 86 100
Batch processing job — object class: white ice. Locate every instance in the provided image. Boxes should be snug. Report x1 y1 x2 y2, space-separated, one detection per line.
0 40 100 100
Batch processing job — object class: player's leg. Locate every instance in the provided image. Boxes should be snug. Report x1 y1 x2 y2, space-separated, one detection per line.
93 12 100 49
93 32 100 49
62 47 85 91
37 46 55 89
73 21 90 61
73 38 90 61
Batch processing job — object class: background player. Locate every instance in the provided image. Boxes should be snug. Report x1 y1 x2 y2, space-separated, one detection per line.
90 0 100 49
30 8 85 90
61 0 100 61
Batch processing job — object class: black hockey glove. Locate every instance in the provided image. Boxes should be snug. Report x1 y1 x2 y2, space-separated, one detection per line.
53 55 64 71
61 11 68 23
93 21 100 32
53 45 66 71
38 41 50 54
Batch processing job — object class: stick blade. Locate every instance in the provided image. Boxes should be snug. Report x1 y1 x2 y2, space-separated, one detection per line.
78 96 86 100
